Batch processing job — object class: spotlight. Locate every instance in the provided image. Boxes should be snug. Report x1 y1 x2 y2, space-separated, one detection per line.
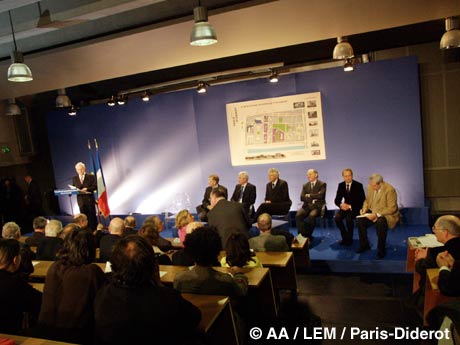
333 36 354 60
68 105 78 116
56 88 72 108
343 59 354 72
141 91 150 102
4 98 21 116
196 81 208 94
190 6 217 46
269 70 279 83
117 95 127 105
107 96 116 107
440 17 460 49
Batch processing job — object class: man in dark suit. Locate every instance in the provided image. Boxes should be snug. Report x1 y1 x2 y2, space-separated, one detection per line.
254 168 292 220
295 169 326 240
99 217 124 262
230 171 256 218
436 251 460 296
207 187 251 247
250 213 290 252
197 174 227 222
24 175 44 231
334 168 366 245
72 162 97 230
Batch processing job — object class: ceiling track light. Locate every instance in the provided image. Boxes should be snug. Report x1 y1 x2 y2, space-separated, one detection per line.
190 5 217 46
7 11 33 82
4 98 22 116
68 105 78 116
141 91 150 102
440 17 460 49
343 59 354 72
56 88 72 108
333 36 354 60
196 81 209 93
107 95 116 107
268 70 279 83
117 95 127 105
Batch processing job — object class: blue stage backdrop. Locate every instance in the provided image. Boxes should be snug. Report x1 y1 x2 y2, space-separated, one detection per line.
47 56 424 216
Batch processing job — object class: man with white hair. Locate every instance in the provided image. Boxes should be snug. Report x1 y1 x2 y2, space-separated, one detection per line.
99 217 125 262
72 162 97 231
36 220 64 260
356 174 399 259
2 221 35 277
230 171 256 218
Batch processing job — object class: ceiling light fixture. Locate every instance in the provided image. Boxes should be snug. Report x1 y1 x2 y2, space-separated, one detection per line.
68 105 78 116
440 17 460 49
56 88 72 108
190 4 217 46
117 95 127 105
333 36 354 60
107 96 116 107
196 81 208 93
4 98 22 116
268 70 279 83
141 91 150 102
343 59 354 72
7 11 33 82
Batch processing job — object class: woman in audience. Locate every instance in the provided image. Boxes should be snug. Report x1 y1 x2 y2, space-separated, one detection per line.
221 232 262 268
36 219 64 260
138 223 172 264
0 239 42 334
175 209 195 244
38 228 107 344
171 221 205 266
94 235 201 345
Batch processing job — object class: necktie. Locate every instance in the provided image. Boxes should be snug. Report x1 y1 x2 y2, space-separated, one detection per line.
346 184 350 193
239 186 244 202
80 175 84 184
311 182 315 190
272 183 276 189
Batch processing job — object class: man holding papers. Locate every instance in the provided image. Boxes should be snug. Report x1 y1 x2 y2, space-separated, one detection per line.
72 162 97 230
356 173 399 259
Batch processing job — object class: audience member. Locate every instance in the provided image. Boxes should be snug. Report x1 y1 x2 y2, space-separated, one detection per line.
249 213 290 252
38 228 106 344
94 235 201 345
171 222 205 266
436 251 460 296
36 220 63 260
175 209 194 244
2 221 35 278
61 222 80 239
143 215 172 251
99 217 124 262
138 223 172 264
25 216 47 246
123 216 137 236
230 171 256 218
197 174 228 222
208 187 251 247
73 213 90 231
254 168 292 220
0 238 42 334
221 232 262 268
295 169 326 241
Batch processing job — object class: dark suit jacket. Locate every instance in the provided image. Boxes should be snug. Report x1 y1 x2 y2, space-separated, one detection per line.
99 234 121 262
231 182 256 214
416 237 460 275
201 185 228 211
334 180 365 217
249 233 289 252
26 179 43 212
207 199 250 247
264 179 291 206
36 237 64 261
300 179 326 210
72 173 97 209
25 231 45 247
438 261 460 296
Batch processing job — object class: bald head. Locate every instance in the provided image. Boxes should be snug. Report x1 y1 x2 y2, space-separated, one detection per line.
257 213 272 233
109 217 125 235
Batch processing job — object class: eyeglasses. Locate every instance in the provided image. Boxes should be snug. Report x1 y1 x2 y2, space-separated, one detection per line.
432 226 445 233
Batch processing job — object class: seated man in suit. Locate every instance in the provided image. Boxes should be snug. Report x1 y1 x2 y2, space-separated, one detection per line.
197 174 228 222
334 168 366 245
415 215 460 291
436 251 460 297
36 220 64 260
123 215 137 236
356 173 399 259
254 168 292 220
25 216 47 247
295 169 326 241
250 213 289 252
207 187 251 247
99 217 125 262
231 171 256 218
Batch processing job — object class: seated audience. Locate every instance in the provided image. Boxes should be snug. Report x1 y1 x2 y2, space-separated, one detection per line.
99 217 124 262
38 228 107 344
2 222 35 278
143 215 173 251
73 213 90 231
249 213 290 252
138 223 172 264
173 227 248 297
93 223 109 248
94 235 201 345
221 232 262 268
436 251 460 296
171 222 204 266
0 239 42 334
36 220 63 260
123 216 137 236
61 222 80 239
25 216 47 246
175 209 195 244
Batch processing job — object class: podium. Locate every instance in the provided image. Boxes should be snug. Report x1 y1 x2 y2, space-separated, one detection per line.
54 189 79 215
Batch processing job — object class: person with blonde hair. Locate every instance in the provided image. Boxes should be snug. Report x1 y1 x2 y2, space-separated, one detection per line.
175 209 194 244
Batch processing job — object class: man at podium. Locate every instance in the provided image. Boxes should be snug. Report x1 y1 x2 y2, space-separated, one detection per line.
72 162 97 230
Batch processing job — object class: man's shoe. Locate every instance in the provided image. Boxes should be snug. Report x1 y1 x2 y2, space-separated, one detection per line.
376 251 386 259
339 239 352 246
355 245 370 254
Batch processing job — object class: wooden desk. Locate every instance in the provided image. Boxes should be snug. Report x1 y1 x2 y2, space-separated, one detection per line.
406 244 420 293
256 251 298 292
183 294 238 345
0 333 76 344
291 238 310 268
